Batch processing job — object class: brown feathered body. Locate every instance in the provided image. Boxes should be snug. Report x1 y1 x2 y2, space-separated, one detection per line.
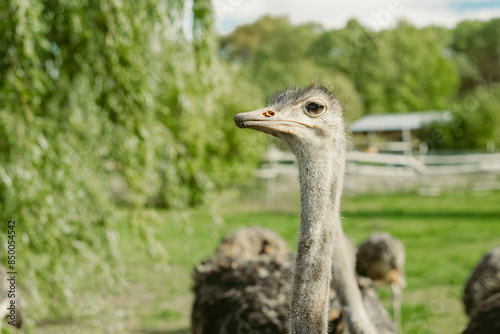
463 292 500 334
462 246 500 334
191 227 294 334
337 235 397 334
192 227 397 334
463 246 500 316
357 278 398 334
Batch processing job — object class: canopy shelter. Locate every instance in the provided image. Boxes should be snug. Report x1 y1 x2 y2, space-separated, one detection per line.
350 111 451 154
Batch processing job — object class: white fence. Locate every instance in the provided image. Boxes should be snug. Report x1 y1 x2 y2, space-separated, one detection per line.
347 151 500 175
257 147 500 196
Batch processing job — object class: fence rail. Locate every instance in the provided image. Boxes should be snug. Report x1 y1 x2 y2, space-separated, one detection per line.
347 151 500 175
257 148 500 195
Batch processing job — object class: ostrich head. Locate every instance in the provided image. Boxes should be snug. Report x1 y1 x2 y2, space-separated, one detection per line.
234 84 345 158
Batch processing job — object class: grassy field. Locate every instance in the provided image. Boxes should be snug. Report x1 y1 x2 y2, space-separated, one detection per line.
34 191 500 334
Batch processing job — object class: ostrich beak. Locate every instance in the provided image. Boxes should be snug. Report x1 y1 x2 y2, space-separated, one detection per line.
234 108 273 128
234 107 281 137
235 107 313 137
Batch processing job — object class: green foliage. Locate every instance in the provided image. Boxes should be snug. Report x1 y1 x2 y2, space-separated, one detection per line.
220 15 291 63
312 20 459 114
376 23 458 113
452 18 500 92
418 84 500 151
154 4 266 207
0 0 265 325
0 0 123 320
254 23 324 91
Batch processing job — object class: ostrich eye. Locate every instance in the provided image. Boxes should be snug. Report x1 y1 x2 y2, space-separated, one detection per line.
304 101 326 117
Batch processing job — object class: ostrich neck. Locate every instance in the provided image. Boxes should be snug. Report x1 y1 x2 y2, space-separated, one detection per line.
290 144 377 334
290 146 344 334
332 225 378 334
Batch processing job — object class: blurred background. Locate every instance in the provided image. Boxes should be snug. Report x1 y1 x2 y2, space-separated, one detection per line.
0 0 499 333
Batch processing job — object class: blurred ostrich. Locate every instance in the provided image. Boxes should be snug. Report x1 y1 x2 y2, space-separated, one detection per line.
332 234 397 334
0 265 23 330
463 245 500 316
462 294 500 334
356 233 406 329
462 246 500 334
191 227 295 334
192 227 396 334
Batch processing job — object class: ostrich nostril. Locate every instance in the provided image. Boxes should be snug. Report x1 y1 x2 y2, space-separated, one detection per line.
268 110 275 116
262 111 275 118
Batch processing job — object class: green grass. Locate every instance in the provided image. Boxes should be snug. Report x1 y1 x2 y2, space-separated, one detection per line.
341 193 500 334
35 191 500 334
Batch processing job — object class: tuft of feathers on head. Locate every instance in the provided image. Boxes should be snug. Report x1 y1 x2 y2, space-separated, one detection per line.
267 82 337 108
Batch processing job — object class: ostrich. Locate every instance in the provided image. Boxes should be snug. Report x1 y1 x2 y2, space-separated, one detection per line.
462 294 500 334
331 234 397 334
462 246 500 334
192 227 395 334
463 245 500 316
235 84 378 334
0 265 23 330
192 227 295 334
356 233 406 329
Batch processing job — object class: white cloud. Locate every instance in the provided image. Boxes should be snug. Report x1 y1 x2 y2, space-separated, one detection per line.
214 0 500 34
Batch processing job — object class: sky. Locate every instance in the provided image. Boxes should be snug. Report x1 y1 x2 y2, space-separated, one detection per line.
209 0 500 34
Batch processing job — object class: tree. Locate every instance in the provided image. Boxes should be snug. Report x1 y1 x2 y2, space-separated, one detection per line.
378 23 459 113
0 0 265 325
0 0 178 322
418 84 500 151
220 15 291 63
452 18 500 92
310 20 459 115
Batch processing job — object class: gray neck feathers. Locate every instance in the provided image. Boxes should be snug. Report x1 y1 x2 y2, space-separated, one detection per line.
332 227 379 334
289 135 377 334
289 140 346 334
